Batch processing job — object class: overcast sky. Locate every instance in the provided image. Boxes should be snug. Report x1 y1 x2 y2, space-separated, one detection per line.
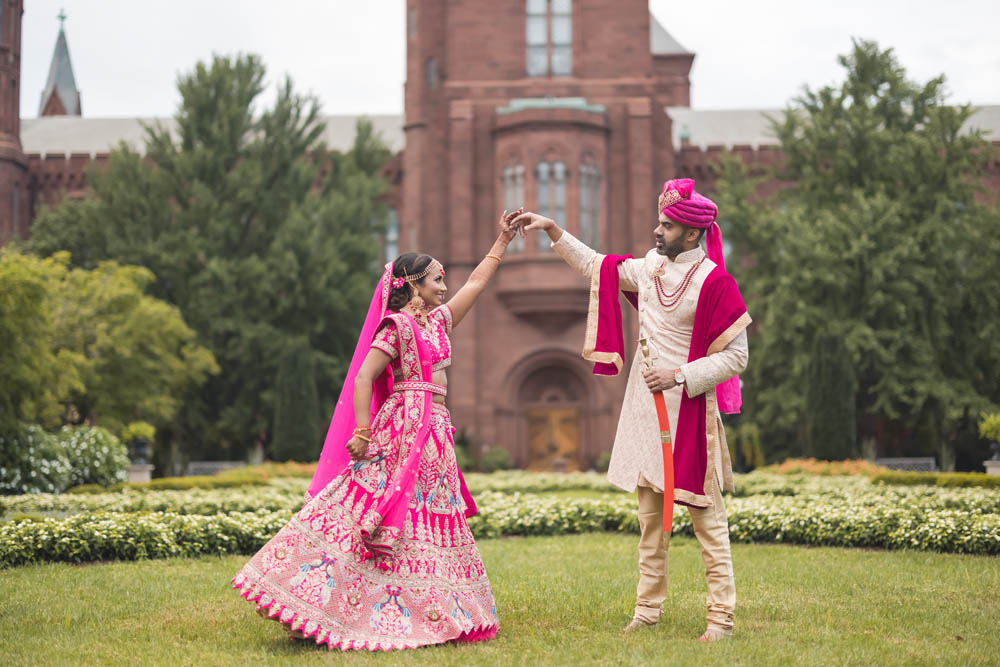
19 0 999 119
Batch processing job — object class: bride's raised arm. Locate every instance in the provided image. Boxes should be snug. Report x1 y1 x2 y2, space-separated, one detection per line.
445 208 522 329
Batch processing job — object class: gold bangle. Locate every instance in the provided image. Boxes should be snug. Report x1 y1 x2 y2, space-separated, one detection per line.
352 433 371 443
486 254 503 263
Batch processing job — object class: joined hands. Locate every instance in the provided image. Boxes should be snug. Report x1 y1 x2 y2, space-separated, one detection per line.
504 210 555 237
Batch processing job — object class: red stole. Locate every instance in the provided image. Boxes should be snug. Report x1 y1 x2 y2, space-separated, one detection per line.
673 267 748 506
583 254 637 375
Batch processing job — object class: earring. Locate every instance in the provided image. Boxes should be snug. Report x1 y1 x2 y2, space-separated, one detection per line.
409 294 428 326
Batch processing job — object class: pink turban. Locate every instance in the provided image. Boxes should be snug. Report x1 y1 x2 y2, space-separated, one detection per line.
659 178 727 272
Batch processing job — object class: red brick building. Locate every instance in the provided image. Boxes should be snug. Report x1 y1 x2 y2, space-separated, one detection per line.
3 2 998 468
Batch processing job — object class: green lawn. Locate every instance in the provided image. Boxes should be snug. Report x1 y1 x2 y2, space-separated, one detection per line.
1 533 997 666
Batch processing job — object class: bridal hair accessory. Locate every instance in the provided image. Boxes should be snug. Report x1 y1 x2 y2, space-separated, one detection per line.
402 258 444 285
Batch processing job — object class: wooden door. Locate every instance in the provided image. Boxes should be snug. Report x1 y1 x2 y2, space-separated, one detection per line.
526 408 579 471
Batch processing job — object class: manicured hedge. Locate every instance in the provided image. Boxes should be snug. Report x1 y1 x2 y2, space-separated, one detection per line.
760 458 889 477
872 471 1000 488
3 488 998 568
7 473 1000 518
66 469 270 494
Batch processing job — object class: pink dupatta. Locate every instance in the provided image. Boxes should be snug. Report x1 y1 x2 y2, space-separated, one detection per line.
307 264 395 500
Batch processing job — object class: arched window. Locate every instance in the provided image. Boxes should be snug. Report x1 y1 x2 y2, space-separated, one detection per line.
579 162 600 249
503 163 526 253
536 161 567 251
526 0 572 77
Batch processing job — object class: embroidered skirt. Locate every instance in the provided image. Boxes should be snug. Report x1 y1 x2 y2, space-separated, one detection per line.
232 397 499 650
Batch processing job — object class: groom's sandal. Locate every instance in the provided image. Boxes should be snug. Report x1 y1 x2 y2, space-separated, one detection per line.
623 617 657 635
697 626 733 642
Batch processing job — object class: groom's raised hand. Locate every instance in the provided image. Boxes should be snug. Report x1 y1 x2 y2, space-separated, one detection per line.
510 211 562 244
509 211 555 234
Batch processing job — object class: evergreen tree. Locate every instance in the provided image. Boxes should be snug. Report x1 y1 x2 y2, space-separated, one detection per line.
271 337 321 462
712 40 1000 465
805 334 857 460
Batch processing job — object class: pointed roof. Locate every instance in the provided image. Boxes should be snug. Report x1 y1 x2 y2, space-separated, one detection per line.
650 14 690 55
39 17 82 116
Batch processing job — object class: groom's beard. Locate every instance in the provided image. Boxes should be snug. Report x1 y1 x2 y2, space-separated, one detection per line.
657 236 685 258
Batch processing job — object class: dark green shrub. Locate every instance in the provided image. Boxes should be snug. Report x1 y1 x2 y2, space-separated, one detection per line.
594 451 612 473
479 448 514 473
453 442 473 472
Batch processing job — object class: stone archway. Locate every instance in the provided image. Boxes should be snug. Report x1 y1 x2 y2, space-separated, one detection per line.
494 348 610 471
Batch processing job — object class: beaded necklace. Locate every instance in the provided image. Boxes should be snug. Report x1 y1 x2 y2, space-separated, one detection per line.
652 256 705 310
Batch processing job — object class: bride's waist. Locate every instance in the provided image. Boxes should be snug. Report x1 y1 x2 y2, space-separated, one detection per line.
392 380 448 397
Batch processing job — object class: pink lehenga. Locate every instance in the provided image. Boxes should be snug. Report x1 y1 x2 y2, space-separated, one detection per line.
232 265 498 650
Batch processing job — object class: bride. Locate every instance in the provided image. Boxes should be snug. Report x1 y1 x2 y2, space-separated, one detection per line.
232 208 522 650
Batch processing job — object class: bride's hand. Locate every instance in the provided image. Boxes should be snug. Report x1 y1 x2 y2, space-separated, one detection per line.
499 207 524 242
345 435 369 460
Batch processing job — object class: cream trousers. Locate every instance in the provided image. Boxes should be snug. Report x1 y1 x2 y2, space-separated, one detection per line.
633 476 735 630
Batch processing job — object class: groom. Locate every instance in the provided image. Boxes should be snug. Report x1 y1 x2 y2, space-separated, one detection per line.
511 179 750 642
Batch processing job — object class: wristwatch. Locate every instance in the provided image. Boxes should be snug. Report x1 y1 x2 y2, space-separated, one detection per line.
673 368 686 386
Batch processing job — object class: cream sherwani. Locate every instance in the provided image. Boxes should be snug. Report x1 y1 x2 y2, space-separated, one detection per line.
552 230 748 631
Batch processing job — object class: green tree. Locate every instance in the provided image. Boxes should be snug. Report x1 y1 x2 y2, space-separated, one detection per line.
270 337 321 462
27 54 390 461
713 40 1000 466
0 250 81 432
0 249 216 435
50 259 219 434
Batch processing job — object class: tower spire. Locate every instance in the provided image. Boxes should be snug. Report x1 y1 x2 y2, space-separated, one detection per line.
39 10 82 116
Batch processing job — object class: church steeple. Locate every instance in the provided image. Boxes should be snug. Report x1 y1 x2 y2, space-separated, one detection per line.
39 9 82 116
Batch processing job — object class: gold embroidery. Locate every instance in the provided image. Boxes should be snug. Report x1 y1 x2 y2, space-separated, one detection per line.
658 188 686 211
582 255 625 372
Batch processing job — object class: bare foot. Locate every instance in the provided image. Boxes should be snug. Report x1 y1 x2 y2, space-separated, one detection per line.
697 627 733 642
623 618 656 635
